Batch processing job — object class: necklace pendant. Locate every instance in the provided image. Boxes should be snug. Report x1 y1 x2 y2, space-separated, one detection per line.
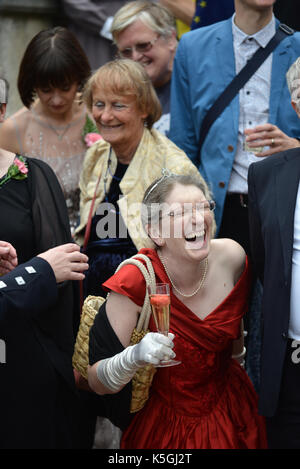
46 120 70 141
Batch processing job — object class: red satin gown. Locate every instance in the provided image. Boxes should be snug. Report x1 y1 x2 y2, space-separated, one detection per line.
103 248 267 449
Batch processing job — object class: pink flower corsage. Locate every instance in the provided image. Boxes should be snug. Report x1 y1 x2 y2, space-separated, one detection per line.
84 132 103 148
14 157 28 175
0 156 28 188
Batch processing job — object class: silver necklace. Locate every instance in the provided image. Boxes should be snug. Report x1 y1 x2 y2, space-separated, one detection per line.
46 121 72 141
159 253 208 298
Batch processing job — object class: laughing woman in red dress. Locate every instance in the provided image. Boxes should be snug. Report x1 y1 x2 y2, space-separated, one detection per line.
88 173 267 449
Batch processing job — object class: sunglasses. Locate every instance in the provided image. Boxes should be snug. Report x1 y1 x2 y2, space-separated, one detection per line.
119 36 160 59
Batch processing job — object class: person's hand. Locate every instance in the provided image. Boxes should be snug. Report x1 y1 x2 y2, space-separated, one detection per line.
38 243 89 283
245 123 300 157
132 332 175 366
158 0 195 25
0 241 18 275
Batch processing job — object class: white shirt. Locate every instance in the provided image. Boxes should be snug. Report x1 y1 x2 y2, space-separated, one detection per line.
289 181 300 340
228 15 275 194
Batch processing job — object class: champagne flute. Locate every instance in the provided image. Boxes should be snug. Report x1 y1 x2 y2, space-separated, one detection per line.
148 283 181 367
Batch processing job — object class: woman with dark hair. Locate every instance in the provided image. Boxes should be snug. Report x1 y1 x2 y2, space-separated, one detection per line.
0 27 92 233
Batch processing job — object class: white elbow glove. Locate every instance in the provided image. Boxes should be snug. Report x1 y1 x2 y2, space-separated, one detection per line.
132 332 175 366
96 332 175 392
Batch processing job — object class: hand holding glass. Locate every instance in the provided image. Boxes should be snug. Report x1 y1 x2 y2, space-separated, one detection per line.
148 283 181 367
243 110 269 154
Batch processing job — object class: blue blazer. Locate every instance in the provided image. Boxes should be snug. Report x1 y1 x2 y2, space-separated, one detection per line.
170 17 300 230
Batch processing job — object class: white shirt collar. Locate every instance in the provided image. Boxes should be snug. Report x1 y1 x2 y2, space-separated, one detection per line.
232 13 276 48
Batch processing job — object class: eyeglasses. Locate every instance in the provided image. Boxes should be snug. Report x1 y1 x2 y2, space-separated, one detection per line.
118 36 160 58
166 200 216 219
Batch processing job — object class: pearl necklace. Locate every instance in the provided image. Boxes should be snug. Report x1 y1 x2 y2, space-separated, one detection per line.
158 253 208 298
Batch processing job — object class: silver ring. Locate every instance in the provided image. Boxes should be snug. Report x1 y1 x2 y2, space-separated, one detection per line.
271 138 275 146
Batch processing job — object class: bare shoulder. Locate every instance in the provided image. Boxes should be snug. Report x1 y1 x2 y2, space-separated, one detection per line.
0 118 16 151
212 238 245 259
0 107 28 152
211 238 246 282
4 107 29 127
0 114 15 133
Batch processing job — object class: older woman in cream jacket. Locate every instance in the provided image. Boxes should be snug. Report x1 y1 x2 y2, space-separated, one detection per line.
74 59 206 297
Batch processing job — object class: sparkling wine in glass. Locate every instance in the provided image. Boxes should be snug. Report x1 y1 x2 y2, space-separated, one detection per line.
243 110 269 154
148 283 181 367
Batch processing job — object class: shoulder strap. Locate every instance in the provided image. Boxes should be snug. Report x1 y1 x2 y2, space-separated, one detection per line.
82 171 103 252
114 254 156 332
197 23 294 160
79 169 103 312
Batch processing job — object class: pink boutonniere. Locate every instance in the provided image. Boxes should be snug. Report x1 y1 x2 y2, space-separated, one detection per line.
84 132 103 148
14 157 28 175
0 156 28 188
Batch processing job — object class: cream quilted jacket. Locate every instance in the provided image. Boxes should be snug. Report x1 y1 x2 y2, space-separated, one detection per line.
74 128 206 250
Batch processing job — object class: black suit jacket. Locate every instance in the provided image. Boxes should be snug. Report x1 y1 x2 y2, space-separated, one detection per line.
248 148 300 417
0 256 57 322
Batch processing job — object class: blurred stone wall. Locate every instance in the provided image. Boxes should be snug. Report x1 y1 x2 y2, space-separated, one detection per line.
0 0 60 116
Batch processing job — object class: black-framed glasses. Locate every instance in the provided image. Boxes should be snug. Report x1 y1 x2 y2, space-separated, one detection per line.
118 36 160 58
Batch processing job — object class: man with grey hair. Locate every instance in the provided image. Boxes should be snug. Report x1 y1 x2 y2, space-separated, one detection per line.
111 1 178 135
248 56 300 448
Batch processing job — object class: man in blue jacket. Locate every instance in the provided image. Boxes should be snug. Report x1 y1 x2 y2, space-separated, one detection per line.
169 0 300 252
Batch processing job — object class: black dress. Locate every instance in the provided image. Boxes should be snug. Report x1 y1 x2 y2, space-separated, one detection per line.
84 161 137 298
0 156 80 449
